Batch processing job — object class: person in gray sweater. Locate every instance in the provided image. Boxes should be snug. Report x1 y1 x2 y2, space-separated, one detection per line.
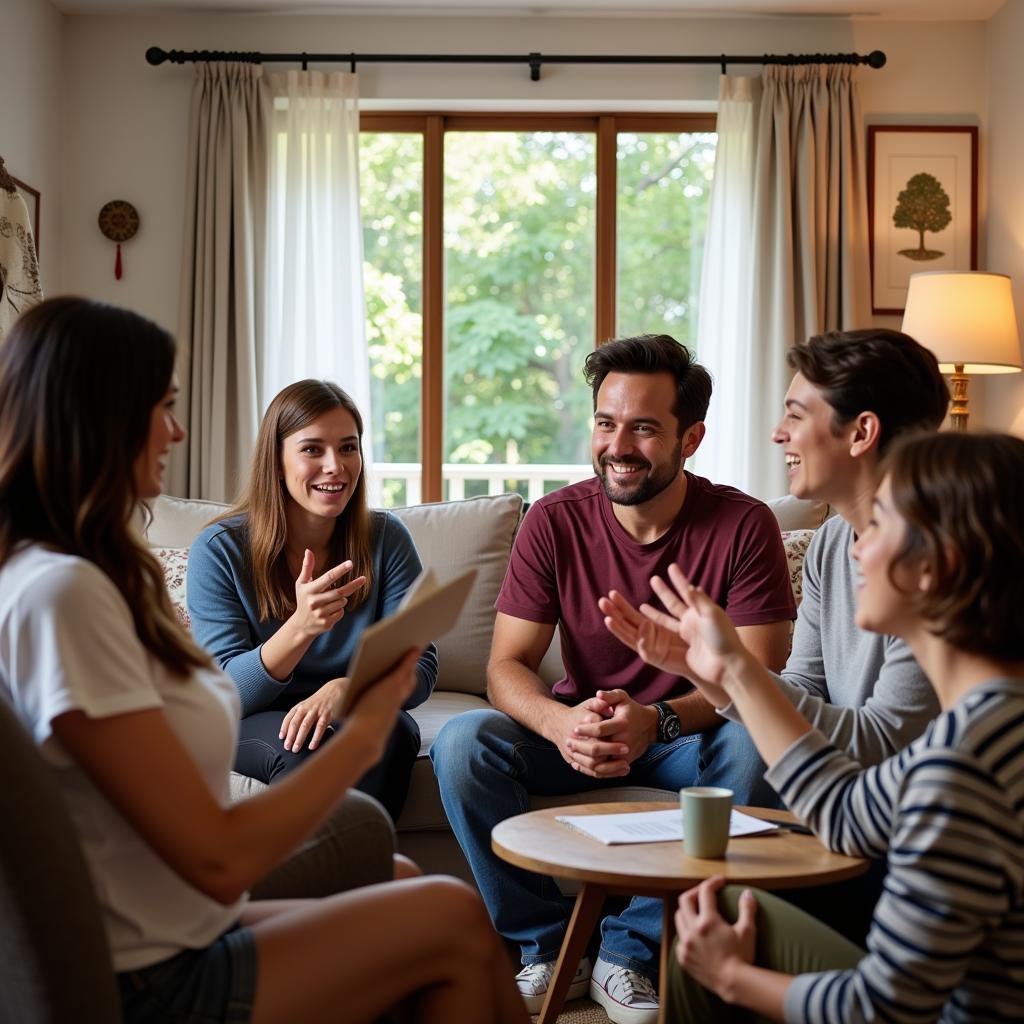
600 328 950 942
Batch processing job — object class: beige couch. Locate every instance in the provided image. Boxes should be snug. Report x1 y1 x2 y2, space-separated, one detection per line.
147 490 828 882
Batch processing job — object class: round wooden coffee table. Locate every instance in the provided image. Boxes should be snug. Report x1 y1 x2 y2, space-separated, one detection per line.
492 801 868 1024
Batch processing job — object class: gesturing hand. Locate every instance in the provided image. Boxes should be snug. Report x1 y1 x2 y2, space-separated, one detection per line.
649 564 744 695
599 590 692 677
280 676 349 752
599 579 730 709
675 876 757 999
291 549 367 640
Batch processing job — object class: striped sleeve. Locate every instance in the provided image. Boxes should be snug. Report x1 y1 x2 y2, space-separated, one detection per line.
767 715 1022 1024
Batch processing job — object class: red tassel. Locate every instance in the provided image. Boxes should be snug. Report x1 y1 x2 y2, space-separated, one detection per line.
115 243 123 280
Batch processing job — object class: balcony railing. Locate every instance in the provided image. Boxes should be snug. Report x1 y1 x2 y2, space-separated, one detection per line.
368 462 593 507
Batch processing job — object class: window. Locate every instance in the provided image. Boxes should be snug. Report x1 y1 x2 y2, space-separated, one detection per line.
359 113 716 505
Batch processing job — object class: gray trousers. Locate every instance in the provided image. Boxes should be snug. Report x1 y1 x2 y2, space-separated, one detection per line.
251 789 396 900
666 885 865 1023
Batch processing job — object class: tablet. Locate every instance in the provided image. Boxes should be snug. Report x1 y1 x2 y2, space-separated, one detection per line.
339 566 478 717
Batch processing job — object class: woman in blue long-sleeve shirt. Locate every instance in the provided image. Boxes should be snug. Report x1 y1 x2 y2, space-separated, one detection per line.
188 379 437 820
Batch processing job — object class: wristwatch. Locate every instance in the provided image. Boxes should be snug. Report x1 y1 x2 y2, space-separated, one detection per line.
653 701 681 743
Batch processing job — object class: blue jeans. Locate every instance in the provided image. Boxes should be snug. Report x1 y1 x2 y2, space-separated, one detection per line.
430 708 778 980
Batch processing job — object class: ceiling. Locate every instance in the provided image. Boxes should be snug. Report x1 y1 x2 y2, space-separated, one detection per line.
50 0 1007 21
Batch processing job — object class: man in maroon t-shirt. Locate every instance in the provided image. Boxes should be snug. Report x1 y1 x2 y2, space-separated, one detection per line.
431 334 794 1024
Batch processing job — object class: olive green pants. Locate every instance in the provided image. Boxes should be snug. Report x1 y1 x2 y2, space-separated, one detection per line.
665 885 865 1023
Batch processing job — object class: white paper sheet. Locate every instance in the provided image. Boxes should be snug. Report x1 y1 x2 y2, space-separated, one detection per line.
555 808 778 845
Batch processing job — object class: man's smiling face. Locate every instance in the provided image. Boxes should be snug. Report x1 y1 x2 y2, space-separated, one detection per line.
591 371 685 507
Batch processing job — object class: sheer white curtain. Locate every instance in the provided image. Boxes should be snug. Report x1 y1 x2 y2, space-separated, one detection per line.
263 70 374 488
692 65 870 500
690 75 760 495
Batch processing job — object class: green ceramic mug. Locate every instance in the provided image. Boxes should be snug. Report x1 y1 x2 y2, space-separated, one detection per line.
680 786 733 858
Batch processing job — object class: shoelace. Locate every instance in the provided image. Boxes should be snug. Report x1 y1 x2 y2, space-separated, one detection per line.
604 966 658 1004
515 963 554 994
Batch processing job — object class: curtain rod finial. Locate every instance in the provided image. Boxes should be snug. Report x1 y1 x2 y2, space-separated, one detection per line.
146 46 167 66
866 50 886 69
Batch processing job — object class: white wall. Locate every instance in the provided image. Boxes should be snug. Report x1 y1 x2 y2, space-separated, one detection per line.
981 0 1024 436
0 0 63 291
59 12 989 344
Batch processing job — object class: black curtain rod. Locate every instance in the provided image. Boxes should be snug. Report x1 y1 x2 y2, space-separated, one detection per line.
145 46 885 81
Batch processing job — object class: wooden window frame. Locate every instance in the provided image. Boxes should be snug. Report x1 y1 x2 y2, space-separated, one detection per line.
360 111 716 503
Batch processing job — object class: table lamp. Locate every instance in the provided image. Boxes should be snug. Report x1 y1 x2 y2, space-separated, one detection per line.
901 271 1022 431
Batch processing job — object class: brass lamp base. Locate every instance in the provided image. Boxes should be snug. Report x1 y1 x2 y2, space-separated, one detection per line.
948 363 969 432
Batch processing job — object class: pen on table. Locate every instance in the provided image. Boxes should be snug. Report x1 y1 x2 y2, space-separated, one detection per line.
760 817 814 835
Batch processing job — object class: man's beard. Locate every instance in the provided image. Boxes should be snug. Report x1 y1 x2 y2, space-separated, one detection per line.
594 440 683 507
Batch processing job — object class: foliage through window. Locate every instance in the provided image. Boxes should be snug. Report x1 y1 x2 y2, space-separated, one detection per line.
359 114 716 506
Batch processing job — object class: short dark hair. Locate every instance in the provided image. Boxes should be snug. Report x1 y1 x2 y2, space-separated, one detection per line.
583 334 712 433
787 329 949 455
885 432 1024 661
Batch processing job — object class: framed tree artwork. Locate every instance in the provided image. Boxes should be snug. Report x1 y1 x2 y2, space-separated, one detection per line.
868 125 978 315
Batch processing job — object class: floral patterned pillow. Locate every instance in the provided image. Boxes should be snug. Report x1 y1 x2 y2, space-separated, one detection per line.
781 529 815 607
152 547 190 630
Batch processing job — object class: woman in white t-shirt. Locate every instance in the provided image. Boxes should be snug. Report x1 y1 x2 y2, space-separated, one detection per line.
0 297 528 1024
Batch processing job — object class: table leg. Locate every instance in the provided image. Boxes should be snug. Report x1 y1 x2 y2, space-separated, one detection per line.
657 893 678 1024
537 883 606 1024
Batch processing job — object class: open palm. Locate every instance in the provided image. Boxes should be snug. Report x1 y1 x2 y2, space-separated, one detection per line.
654 565 744 689
599 590 691 676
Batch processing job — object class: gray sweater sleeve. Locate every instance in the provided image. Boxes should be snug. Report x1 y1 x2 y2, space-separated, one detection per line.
720 518 938 766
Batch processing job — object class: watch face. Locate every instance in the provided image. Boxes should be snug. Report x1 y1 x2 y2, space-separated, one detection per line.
663 716 682 741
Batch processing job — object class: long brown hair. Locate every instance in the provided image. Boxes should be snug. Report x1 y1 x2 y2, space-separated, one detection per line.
885 432 1024 661
0 297 211 677
222 379 373 621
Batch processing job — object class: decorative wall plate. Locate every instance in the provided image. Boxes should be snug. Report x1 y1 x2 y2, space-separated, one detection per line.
98 200 139 242
98 200 140 279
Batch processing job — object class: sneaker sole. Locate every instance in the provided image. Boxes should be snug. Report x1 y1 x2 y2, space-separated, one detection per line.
520 973 592 1015
589 979 659 1024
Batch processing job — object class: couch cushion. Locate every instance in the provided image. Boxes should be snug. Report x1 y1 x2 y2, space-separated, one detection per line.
397 692 491 831
146 494 229 548
390 493 524 696
767 494 832 532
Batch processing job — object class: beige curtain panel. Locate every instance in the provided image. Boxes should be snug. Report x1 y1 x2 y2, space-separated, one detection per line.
173 62 270 502
699 63 870 500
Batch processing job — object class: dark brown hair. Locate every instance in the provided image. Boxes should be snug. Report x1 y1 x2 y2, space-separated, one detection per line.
885 432 1024 660
583 334 712 434
0 297 211 677
221 379 373 621
788 329 949 455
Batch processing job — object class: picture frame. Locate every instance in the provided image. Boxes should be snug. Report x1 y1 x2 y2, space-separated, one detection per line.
12 175 41 258
868 125 978 315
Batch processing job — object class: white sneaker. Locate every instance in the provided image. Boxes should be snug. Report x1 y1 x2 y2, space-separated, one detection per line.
589 956 659 1024
515 956 592 1014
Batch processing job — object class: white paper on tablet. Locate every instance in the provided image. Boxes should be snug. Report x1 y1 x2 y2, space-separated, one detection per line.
339 566 478 716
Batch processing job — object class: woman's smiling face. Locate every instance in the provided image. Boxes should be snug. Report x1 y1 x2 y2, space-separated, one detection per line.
279 407 362 522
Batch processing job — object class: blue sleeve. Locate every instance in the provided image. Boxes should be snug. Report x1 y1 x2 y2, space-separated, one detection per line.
186 524 290 716
378 513 438 710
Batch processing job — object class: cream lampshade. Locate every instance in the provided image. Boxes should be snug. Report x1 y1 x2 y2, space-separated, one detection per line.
901 271 1023 431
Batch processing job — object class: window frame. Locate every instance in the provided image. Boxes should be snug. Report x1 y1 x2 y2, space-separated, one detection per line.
359 111 716 502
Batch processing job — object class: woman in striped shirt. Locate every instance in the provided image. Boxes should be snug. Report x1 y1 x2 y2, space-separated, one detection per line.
659 431 1024 1023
